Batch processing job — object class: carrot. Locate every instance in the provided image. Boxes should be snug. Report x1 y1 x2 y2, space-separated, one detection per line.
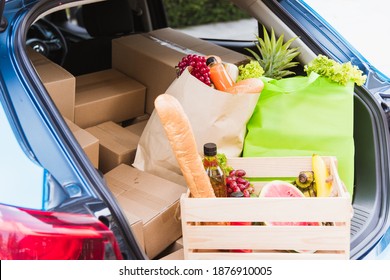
224 78 264 94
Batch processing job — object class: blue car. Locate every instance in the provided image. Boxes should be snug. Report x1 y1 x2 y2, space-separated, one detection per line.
0 0 389 260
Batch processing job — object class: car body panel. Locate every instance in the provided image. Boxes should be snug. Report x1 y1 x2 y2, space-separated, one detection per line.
0 99 46 209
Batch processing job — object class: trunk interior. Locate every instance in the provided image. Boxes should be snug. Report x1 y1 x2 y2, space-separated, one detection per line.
25 0 390 260
351 85 390 259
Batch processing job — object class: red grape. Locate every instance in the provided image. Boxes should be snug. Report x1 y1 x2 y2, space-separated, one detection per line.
225 176 235 185
225 168 255 197
229 181 238 189
176 54 211 86
236 177 247 185
238 183 246 191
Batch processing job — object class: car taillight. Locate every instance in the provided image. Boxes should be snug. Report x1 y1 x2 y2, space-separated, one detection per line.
0 203 123 260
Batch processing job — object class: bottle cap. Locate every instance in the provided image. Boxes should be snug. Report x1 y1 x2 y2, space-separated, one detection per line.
230 191 244 198
203 142 217 156
206 56 217 66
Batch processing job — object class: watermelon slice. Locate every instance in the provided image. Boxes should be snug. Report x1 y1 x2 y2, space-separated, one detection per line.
260 180 321 253
259 180 321 226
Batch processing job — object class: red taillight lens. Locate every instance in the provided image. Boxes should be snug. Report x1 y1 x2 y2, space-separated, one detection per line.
0 204 123 260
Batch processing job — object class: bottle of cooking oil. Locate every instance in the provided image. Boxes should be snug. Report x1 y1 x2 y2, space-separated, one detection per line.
203 143 227 197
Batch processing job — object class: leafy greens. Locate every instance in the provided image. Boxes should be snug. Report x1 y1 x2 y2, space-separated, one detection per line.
304 54 367 86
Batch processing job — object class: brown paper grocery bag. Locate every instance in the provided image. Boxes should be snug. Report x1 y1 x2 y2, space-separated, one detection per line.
133 68 260 185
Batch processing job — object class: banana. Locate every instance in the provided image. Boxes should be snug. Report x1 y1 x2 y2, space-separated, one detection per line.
295 171 314 189
312 154 333 197
294 171 316 197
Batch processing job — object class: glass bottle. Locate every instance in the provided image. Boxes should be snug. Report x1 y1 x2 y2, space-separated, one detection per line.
206 57 234 91
203 143 227 197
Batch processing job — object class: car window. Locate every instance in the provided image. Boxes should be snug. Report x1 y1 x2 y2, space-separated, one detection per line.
304 0 390 78
163 0 258 40
0 101 45 210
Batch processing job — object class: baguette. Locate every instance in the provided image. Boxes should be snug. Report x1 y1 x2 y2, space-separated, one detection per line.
154 94 216 198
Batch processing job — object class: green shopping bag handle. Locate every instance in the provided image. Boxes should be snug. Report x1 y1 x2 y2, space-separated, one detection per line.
261 72 320 94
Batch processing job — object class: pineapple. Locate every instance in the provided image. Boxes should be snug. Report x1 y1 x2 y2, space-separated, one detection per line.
246 25 300 79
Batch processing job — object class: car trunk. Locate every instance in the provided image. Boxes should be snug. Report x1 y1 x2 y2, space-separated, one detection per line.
350 84 390 259
215 0 390 259
61 1 390 258
19 0 390 260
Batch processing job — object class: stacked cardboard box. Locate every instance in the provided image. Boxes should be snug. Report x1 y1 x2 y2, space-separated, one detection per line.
64 118 99 169
121 210 145 253
124 119 148 137
75 69 146 128
86 121 140 174
112 27 248 114
159 248 184 260
157 237 184 260
28 48 76 121
104 164 187 259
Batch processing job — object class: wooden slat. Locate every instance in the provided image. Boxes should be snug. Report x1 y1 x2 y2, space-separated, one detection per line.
227 156 326 177
181 194 351 222
184 225 350 251
186 251 348 260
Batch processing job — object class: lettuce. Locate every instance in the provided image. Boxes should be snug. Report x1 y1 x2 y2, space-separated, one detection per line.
237 60 264 81
304 54 367 86
216 153 233 176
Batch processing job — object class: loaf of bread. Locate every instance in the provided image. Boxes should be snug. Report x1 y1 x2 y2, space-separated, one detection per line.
154 94 215 198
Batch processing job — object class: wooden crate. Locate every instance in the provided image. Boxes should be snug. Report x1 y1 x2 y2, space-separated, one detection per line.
180 156 352 260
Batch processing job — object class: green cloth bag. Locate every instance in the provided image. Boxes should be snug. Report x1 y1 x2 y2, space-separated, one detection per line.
243 72 355 195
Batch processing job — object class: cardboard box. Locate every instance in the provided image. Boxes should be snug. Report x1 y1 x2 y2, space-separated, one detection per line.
104 180 145 252
64 118 99 168
156 237 183 260
173 237 183 250
104 164 187 259
112 28 248 114
75 69 146 128
28 49 76 121
159 248 184 260
124 119 148 137
127 215 145 254
86 121 140 174
181 156 352 260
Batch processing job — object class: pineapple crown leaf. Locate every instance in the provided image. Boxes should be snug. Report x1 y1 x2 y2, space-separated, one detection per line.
245 47 261 62
262 25 271 50
248 25 301 79
277 62 300 71
255 36 267 59
281 36 298 52
284 48 301 61
276 71 296 79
